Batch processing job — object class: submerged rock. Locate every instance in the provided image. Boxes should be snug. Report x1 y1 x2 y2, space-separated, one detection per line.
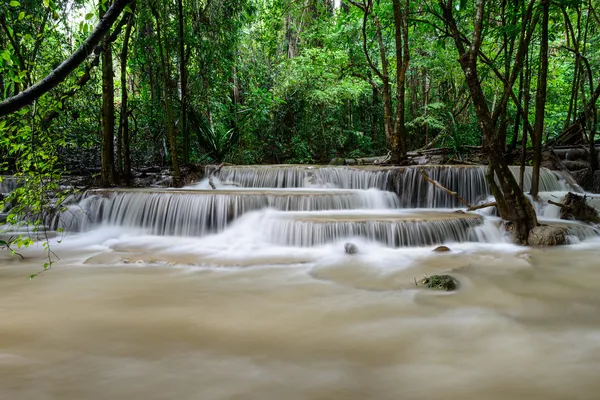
420 275 458 291
344 242 358 254
432 245 451 252
528 225 568 246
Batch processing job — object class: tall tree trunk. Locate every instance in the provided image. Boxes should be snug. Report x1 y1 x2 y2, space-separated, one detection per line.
152 5 181 186
373 15 395 160
118 10 134 186
178 0 189 164
101 0 116 187
530 0 549 198
392 0 409 161
371 84 379 143
520 49 532 189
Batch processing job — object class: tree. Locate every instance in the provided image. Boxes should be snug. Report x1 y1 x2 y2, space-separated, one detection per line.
0 0 133 117
434 0 539 244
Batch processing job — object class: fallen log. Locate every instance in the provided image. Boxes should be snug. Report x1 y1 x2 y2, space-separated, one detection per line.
548 192 600 224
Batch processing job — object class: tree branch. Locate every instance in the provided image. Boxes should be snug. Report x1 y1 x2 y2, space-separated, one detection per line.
0 0 133 117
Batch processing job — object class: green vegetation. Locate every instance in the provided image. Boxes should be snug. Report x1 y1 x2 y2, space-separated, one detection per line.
1 0 599 246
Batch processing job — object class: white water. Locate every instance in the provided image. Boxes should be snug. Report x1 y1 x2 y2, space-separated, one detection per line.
2 164 600 399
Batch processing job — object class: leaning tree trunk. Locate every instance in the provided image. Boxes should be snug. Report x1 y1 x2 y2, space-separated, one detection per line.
439 0 538 244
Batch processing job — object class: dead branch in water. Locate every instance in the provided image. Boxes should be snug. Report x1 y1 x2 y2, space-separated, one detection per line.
420 170 497 211
420 170 470 207
467 201 497 211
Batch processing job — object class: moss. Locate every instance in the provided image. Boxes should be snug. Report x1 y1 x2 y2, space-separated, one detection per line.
420 274 458 291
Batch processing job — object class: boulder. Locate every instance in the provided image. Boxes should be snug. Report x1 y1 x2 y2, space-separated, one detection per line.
528 225 568 246
344 242 358 255
432 245 451 252
420 275 458 291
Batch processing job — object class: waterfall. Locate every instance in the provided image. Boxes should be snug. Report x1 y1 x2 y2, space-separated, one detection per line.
50 163 598 248
208 165 580 201
0 176 19 196
260 210 484 247
57 188 400 235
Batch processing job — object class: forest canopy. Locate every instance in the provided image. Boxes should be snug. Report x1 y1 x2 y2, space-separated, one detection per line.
0 0 598 183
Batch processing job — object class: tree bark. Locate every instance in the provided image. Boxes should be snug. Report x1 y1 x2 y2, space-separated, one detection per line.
0 0 132 117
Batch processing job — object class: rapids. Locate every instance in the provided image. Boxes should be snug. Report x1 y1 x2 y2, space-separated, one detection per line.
2 164 600 399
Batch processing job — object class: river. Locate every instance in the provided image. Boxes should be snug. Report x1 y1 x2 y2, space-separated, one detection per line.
1 165 600 399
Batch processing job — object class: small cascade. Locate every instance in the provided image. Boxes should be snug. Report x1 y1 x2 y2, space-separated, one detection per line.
260 210 484 247
57 188 400 235
205 165 394 189
207 165 581 208
0 176 19 195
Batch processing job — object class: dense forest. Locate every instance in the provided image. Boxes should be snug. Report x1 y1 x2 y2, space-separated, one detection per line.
1 0 599 243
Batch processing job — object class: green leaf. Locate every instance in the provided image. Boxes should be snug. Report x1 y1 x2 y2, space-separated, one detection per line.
43 0 49 7
9 1 20 7
18 11 25 20
85 12 93 20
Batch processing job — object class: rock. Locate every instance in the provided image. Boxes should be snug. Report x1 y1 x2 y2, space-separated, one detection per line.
420 275 458 291
570 167 590 187
432 245 451 252
528 225 568 246
592 170 600 193
344 242 358 254
329 158 345 166
563 160 590 171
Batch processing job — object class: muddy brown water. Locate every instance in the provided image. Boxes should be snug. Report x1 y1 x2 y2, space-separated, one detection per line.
1 233 600 400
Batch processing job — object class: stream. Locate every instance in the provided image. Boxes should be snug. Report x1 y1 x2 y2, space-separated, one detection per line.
1 165 600 399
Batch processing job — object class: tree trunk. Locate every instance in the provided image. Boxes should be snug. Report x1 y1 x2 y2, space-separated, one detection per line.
371 84 379 143
530 0 549 198
373 15 395 161
152 4 181 186
178 0 189 164
118 10 134 186
438 0 538 244
392 0 409 161
101 0 116 187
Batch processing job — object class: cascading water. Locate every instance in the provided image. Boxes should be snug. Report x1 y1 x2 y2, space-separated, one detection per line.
259 210 484 247
54 164 597 247
57 187 400 235
208 164 581 207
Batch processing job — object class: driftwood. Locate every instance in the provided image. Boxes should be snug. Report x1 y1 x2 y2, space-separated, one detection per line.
420 171 497 211
548 192 600 224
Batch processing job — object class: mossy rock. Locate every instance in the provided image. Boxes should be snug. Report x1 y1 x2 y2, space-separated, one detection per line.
432 245 451 252
329 158 345 166
344 242 358 254
420 274 458 291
